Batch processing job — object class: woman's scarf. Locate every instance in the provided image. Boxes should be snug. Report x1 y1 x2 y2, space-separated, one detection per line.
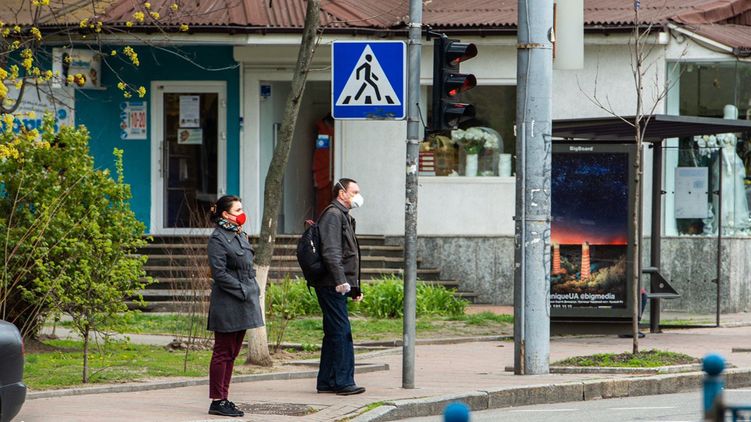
217 218 242 233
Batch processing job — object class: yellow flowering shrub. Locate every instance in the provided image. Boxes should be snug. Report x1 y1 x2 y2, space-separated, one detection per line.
0 0 193 109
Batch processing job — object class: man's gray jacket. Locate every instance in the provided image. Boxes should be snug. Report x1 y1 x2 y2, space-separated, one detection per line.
207 227 264 332
317 200 361 294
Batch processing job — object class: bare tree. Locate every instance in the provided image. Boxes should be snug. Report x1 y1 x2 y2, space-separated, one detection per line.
578 4 686 353
245 0 321 366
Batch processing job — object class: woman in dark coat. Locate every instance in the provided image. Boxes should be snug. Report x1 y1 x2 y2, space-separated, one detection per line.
206 195 264 417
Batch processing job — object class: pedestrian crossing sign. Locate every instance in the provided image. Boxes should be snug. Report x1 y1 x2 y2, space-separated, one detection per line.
332 41 406 120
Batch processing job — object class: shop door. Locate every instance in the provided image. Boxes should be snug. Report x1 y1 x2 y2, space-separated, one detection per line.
151 82 226 233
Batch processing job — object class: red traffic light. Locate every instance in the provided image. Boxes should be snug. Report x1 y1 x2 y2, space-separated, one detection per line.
445 42 477 67
446 74 477 97
431 35 478 131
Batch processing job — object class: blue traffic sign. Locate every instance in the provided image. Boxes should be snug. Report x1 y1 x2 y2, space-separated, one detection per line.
332 41 406 120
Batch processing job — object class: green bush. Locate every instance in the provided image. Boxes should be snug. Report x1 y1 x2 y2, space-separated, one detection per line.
1 117 149 382
266 276 320 316
355 276 404 318
264 276 468 320
352 276 468 318
417 283 467 317
1 118 148 335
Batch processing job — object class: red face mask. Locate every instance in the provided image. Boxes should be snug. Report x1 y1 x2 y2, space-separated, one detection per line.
229 212 247 226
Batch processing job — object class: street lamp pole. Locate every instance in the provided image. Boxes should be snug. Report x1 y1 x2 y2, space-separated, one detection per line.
513 0 553 375
403 0 422 389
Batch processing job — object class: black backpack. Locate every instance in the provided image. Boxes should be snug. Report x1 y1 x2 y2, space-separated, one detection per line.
296 205 334 288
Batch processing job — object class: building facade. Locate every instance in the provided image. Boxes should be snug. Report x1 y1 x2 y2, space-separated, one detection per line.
10 0 751 314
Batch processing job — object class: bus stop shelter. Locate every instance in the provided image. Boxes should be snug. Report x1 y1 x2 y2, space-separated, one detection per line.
550 114 751 334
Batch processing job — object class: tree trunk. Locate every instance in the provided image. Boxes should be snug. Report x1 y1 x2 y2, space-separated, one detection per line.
247 266 272 366
632 122 642 354
246 0 321 366
631 9 643 354
82 326 90 383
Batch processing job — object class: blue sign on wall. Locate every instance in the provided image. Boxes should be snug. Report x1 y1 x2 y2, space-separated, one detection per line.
332 41 406 120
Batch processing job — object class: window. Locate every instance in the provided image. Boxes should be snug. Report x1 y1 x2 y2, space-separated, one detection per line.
421 85 516 177
669 62 751 236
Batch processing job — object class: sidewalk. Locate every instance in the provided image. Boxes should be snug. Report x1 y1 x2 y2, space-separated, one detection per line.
18 320 751 422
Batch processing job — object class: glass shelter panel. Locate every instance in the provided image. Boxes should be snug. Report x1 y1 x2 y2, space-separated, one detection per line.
670 61 751 237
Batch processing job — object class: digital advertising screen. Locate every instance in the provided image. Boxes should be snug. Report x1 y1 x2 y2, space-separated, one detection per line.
550 143 635 318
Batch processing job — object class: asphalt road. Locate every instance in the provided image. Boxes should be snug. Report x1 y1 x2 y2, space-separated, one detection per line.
399 388 751 422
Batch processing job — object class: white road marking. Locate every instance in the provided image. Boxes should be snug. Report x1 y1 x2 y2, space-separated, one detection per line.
509 408 578 412
609 406 677 410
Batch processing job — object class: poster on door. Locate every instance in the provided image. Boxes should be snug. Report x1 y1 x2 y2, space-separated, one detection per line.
177 128 203 145
550 144 633 311
179 95 200 128
120 101 147 140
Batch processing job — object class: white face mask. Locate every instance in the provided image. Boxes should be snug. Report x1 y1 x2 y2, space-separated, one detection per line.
350 193 364 209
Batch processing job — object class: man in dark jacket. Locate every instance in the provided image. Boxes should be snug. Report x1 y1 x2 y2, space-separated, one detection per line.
315 178 365 395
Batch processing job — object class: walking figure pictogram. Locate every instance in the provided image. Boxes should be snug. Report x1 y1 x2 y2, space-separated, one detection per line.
336 45 400 107
354 55 381 102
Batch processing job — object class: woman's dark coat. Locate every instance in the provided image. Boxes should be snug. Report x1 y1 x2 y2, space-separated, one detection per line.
207 227 264 332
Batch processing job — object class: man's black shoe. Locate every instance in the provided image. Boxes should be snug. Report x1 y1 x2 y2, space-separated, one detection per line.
335 385 366 396
208 400 243 417
317 388 337 394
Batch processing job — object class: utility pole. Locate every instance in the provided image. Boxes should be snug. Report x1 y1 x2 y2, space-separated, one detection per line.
403 0 422 389
513 0 553 375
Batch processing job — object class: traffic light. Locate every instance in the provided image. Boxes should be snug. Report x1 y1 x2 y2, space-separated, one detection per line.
431 36 477 132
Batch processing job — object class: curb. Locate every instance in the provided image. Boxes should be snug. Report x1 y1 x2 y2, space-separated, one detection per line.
501 363 704 375
549 363 703 374
27 362 389 400
349 368 751 422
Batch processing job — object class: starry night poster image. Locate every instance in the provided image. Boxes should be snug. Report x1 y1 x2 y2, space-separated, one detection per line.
551 150 629 309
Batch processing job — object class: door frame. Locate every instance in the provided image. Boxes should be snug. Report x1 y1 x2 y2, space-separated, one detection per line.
241 70 329 235
150 81 227 235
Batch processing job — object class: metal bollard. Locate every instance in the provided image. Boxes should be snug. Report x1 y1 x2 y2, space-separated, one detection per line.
703 353 725 421
444 402 470 422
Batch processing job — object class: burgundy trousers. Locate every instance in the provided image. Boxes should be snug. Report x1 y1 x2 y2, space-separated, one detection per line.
209 330 246 400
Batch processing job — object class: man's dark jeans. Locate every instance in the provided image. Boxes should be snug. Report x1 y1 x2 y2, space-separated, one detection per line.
315 286 355 391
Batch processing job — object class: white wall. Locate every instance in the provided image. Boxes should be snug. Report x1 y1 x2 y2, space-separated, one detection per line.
553 44 667 119
417 177 516 235
335 120 406 235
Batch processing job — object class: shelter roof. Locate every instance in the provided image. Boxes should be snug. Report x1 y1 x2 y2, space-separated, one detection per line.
552 114 751 143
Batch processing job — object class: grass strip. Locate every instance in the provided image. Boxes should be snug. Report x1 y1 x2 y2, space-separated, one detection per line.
553 349 698 368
